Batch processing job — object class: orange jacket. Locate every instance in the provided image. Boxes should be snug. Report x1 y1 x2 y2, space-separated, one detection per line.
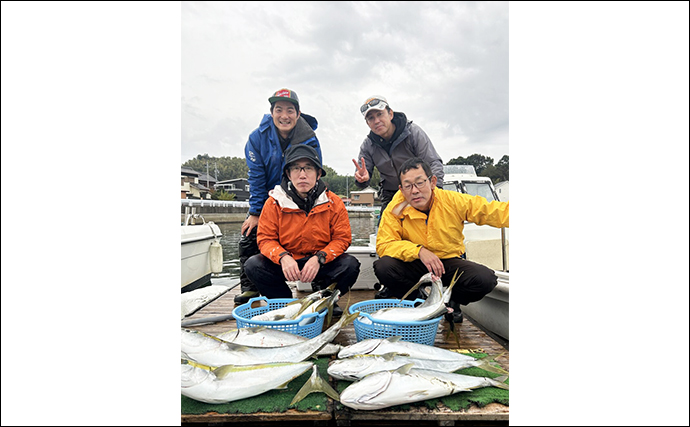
257 184 352 265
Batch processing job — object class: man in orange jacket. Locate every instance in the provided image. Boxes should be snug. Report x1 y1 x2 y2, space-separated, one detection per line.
244 144 360 315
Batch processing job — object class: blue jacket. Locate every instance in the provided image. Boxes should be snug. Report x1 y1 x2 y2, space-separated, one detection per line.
245 113 322 215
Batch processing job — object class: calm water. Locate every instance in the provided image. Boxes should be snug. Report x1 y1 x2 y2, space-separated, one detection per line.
214 216 377 279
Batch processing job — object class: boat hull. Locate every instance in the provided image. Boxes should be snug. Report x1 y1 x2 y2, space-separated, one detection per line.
181 223 222 292
460 271 508 340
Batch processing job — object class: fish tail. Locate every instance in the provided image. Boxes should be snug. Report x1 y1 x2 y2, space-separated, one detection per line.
447 269 464 293
399 275 429 301
290 365 340 406
489 374 509 390
475 353 509 375
339 310 359 326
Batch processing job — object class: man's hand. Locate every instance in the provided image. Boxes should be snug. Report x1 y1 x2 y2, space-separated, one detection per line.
241 214 260 236
280 255 301 282
419 246 445 278
299 256 321 284
352 157 370 183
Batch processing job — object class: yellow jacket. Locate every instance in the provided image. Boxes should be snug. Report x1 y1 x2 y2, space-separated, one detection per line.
376 188 509 261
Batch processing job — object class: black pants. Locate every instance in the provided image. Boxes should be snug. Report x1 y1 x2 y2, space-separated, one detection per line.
373 256 497 306
238 225 259 293
245 253 361 299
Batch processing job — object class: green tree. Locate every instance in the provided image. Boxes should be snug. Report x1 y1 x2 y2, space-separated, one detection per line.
447 154 494 174
181 156 388 192
182 155 249 181
494 155 509 182
211 189 236 201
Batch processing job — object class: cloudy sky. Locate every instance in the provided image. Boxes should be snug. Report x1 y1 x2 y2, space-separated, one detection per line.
181 2 509 175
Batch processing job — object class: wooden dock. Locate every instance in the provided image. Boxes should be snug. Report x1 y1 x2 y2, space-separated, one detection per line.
181 283 509 426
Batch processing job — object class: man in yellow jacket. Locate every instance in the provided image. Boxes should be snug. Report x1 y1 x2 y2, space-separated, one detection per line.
374 157 509 322
245 144 360 315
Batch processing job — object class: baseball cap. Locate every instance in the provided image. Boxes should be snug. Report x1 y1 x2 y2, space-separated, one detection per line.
269 88 300 109
283 144 326 176
360 95 389 117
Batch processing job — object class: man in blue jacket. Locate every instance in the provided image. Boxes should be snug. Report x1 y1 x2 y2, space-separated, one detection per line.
235 88 323 304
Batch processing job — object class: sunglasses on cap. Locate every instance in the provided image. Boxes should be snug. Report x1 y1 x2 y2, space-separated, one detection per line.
360 98 387 114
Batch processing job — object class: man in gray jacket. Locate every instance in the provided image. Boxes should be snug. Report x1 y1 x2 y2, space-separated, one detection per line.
352 95 444 218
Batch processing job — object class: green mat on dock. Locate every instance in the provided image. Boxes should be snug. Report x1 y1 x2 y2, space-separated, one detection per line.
181 353 508 415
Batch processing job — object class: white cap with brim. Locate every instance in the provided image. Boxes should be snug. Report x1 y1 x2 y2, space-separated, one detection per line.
360 95 389 117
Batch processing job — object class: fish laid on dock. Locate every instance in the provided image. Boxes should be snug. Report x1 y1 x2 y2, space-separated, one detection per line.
181 358 313 404
327 351 502 381
337 336 507 374
339 363 508 410
181 311 359 367
215 326 342 356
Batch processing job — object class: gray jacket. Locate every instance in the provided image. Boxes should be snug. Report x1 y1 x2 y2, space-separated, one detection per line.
355 113 444 192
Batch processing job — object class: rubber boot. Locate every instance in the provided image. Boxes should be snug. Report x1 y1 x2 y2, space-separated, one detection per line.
235 226 260 304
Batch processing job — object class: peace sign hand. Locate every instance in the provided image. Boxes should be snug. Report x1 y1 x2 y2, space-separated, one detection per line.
352 157 370 183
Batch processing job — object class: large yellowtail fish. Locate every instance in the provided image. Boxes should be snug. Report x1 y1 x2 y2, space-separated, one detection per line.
339 363 508 410
361 270 462 323
181 359 313 404
299 289 340 327
181 311 359 367
327 351 505 381
215 326 342 356
252 283 337 321
337 336 507 374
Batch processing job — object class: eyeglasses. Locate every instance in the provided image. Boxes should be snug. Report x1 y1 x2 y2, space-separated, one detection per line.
288 164 316 174
401 177 431 192
360 98 386 114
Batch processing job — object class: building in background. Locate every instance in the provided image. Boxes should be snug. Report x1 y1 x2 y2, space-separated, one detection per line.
215 178 250 201
349 187 378 207
181 167 212 199
495 181 509 202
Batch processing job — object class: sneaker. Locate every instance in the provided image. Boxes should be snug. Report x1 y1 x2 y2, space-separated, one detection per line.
234 290 259 304
374 285 393 299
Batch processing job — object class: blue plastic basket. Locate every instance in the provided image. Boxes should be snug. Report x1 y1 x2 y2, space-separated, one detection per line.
232 297 327 339
348 299 443 346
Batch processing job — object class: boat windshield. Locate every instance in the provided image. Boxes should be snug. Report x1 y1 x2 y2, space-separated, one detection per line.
443 182 460 192
464 182 496 202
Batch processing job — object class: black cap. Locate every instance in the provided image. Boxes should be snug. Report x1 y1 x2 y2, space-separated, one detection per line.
283 144 326 176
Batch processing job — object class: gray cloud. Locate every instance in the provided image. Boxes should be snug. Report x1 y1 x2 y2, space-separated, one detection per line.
181 1 509 174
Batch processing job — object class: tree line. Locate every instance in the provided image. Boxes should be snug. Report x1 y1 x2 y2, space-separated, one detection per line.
183 153 508 197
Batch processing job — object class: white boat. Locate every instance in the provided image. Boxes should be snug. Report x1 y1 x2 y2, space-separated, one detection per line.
461 270 509 340
181 208 223 293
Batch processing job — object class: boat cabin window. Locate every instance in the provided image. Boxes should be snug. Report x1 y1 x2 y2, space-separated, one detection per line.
443 182 460 192
463 182 496 202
